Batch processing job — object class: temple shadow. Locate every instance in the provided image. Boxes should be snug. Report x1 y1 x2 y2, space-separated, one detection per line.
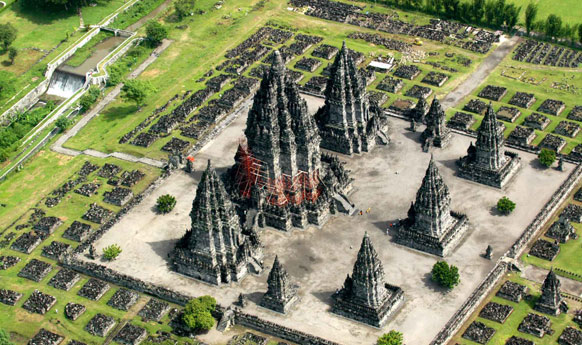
311 290 335 308
402 130 422 143
245 291 264 305
438 158 459 174
147 239 178 260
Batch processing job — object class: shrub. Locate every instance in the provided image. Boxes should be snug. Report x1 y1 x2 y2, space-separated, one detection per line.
497 196 516 215
538 148 556 168
78 85 101 113
377 330 403 345
156 194 176 213
103 244 122 261
0 328 14 345
431 261 460 289
55 116 71 131
121 79 155 108
183 296 216 332
146 20 168 46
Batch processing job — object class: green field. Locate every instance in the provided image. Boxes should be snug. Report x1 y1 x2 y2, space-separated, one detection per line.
508 0 582 26
452 274 580 345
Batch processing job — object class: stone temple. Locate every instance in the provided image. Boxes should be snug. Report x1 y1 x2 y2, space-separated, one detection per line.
332 233 403 328
226 51 353 231
394 156 468 257
260 256 298 314
457 103 521 188
535 269 568 316
171 160 263 285
314 42 389 155
420 98 452 150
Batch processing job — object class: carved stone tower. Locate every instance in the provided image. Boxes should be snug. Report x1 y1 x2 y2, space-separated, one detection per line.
260 256 298 314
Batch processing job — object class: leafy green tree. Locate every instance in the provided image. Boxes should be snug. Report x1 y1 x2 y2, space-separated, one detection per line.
0 328 14 345
121 79 155 108
484 0 496 26
524 2 538 34
146 21 168 46
175 0 196 19
55 116 71 131
496 196 516 215
103 244 122 260
431 261 460 289
492 0 506 27
471 0 485 23
578 24 582 44
182 296 216 332
538 148 556 167
545 14 563 39
377 330 403 345
0 23 17 50
156 194 176 213
442 0 460 19
7 47 17 65
79 85 100 113
503 4 520 32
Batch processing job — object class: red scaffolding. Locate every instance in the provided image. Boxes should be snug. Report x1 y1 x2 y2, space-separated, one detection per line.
233 141 322 206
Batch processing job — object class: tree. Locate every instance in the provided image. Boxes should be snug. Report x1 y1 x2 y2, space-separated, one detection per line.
175 0 196 19
503 4 520 32
103 244 122 260
431 261 460 289
545 14 563 39
79 85 101 113
377 330 403 345
471 0 485 23
0 328 14 345
121 79 155 108
55 116 71 131
146 21 168 46
579 24 582 44
0 23 17 50
524 2 538 35
496 196 516 215
538 148 556 167
7 47 17 65
182 296 216 332
484 0 496 27
492 0 506 27
156 194 177 213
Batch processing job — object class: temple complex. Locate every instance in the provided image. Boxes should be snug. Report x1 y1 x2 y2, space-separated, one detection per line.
457 104 521 188
260 256 298 314
226 51 353 231
420 98 452 150
535 269 568 316
315 42 389 155
171 160 263 285
332 233 404 328
394 156 468 256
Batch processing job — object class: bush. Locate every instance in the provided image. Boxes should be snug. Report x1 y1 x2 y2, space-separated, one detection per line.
156 194 176 213
0 328 14 345
78 85 101 113
431 261 460 289
497 196 516 215
146 20 168 46
175 0 196 19
538 148 556 168
103 244 122 261
55 116 71 131
121 79 155 108
377 330 403 345
183 296 216 332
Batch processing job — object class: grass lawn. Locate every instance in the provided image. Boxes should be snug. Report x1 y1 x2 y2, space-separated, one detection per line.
447 51 582 154
507 0 582 26
452 274 580 345
63 0 487 160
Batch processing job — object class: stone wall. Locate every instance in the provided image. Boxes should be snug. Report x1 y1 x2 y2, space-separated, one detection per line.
88 37 142 86
0 79 51 125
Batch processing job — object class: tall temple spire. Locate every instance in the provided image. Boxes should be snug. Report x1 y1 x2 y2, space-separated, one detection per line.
172 160 263 285
315 42 389 155
421 98 451 149
395 157 468 256
535 269 567 315
458 102 521 188
260 256 298 313
332 233 403 327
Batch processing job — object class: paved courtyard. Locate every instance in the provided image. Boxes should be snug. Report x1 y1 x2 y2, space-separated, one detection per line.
88 95 571 345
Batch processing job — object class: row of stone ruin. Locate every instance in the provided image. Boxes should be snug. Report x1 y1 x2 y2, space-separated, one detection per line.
289 0 498 54
513 39 582 68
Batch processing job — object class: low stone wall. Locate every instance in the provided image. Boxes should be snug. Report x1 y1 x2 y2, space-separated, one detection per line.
0 79 51 124
88 37 142 86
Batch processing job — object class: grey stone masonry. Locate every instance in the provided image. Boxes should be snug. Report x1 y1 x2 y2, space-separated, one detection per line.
458 104 521 188
172 160 263 285
260 256 298 314
535 269 568 316
332 233 403 327
421 98 452 149
314 41 389 155
395 157 468 257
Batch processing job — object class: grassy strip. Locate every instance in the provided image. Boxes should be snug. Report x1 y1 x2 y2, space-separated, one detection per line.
110 0 168 30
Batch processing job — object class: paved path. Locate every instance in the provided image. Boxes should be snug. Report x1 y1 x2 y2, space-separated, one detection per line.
51 39 173 168
441 36 521 110
522 264 582 297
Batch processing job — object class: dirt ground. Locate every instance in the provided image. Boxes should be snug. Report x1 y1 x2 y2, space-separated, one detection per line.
88 95 571 345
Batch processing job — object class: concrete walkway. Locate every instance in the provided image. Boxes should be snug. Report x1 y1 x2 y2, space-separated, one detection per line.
522 264 582 297
51 39 172 168
441 35 521 110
